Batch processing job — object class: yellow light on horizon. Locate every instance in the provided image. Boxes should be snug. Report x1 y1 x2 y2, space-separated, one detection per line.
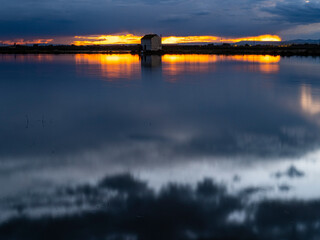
73 34 142 45
227 35 282 43
162 35 281 44
72 34 281 45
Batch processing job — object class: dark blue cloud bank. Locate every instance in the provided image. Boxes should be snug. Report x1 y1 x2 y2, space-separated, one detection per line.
1 0 320 39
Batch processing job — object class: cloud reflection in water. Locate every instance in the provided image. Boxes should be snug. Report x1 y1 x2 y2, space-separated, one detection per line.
0 54 320 239
1 174 320 240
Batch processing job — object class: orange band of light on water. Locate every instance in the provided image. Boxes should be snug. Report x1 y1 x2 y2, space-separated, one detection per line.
74 54 280 80
75 54 279 66
75 54 141 79
223 55 280 63
161 55 280 77
162 54 280 64
72 34 281 45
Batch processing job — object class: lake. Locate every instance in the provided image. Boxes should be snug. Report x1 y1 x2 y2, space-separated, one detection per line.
1 54 320 239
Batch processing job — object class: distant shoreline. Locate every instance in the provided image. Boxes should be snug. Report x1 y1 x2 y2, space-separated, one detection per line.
1 44 320 56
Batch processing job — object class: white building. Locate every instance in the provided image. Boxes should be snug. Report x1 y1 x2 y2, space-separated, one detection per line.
141 34 162 52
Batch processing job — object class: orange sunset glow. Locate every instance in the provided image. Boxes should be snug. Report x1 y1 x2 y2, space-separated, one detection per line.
162 35 281 44
0 39 53 45
73 34 141 45
72 34 281 45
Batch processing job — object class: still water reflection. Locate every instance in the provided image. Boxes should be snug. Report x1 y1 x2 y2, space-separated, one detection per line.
0 54 320 240
75 54 281 81
76 54 141 79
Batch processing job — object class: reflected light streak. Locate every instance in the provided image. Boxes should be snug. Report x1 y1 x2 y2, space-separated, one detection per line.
72 34 281 45
224 55 280 64
162 55 218 81
163 55 280 64
75 54 140 80
162 55 280 79
223 55 280 73
74 54 280 81
300 85 320 115
163 55 219 63
258 64 279 74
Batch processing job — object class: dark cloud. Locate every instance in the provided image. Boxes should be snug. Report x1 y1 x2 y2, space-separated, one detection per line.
239 186 274 196
278 184 292 192
0 174 320 240
0 0 319 38
99 173 149 195
193 11 211 16
263 1 320 24
255 199 320 238
274 165 305 179
159 15 190 23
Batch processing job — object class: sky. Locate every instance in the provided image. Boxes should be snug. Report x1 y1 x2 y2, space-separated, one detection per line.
1 0 320 44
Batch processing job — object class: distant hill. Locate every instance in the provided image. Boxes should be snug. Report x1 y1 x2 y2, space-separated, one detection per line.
284 39 320 45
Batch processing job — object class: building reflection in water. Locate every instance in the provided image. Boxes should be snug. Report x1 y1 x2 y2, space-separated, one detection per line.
140 55 163 82
141 55 162 68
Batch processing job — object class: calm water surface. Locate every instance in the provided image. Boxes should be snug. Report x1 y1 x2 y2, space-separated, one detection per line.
1 54 320 239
